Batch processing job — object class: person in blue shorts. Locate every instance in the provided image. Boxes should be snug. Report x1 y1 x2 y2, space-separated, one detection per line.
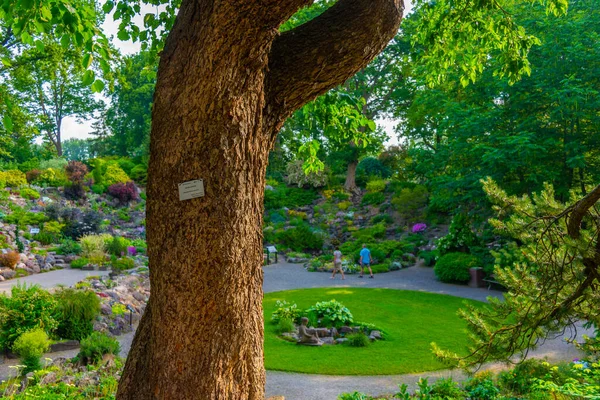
359 244 374 278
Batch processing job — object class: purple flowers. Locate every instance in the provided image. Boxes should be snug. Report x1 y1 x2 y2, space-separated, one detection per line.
412 223 427 233
127 246 137 256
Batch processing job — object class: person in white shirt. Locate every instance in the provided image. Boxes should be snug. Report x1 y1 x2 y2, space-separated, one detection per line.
331 247 345 280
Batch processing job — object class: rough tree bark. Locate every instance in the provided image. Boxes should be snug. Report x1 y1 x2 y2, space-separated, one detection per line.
117 1 403 399
345 159 358 192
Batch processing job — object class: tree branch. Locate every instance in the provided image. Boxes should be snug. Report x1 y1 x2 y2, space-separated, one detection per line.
567 184 600 239
264 0 404 133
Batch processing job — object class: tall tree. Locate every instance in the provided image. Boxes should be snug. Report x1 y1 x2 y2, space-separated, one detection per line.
10 42 101 156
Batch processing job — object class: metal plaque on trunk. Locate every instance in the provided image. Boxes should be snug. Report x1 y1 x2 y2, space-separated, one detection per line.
178 179 205 201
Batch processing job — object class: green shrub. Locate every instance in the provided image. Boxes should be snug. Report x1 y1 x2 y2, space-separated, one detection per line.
19 187 40 200
78 332 121 365
264 186 318 210
0 284 58 350
307 300 353 326
392 185 429 222
357 157 391 179
346 332 369 347
111 256 135 273
351 223 386 242
39 158 68 170
79 234 112 263
12 328 50 374
130 164 148 184
57 238 82 255
38 168 68 186
106 236 131 257
366 179 386 193
102 164 130 187
465 372 500 400
271 300 301 324
337 201 352 210
434 252 480 283
370 214 393 225
276 224 323 251
275 318 296 334
431 377 466 399
91 183 106 194
419 250 437 266
53 288 101 341
361 192 385 206
4 169 27 187
112 303 127 317
437 213 480 256
70 257 90 269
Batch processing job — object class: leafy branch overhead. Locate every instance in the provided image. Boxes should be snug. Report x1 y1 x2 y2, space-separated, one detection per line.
433 178 600 370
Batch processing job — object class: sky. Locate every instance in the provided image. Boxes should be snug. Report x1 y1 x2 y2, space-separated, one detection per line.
62 2 411 145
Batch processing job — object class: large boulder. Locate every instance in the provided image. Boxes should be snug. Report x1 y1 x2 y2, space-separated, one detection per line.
0 269 16 280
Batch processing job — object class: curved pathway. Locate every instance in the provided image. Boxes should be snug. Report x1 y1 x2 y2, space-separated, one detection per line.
263 262 590 399
0 263 590 399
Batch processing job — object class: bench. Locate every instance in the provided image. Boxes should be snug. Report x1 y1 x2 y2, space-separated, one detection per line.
482 275 505 291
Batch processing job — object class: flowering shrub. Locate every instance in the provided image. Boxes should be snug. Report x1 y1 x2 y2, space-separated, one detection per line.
107 181 139 204
412 223 427 233
127 246 137 256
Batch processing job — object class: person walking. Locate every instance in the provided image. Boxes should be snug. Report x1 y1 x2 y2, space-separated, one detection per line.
359 244 374 278
331 247 345 280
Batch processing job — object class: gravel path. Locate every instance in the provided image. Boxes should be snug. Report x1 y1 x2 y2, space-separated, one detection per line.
0 263 590 400
0 268 109 294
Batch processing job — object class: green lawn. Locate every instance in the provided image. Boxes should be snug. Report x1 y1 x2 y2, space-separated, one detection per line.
264 288 485 375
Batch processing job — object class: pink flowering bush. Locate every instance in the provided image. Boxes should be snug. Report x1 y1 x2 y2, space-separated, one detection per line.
412 223 427 233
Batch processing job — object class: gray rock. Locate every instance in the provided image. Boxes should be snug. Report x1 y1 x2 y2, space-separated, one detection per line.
45 255 56 265
40 372 57 385
339 326 353 334
0 269 16 279
0 275 4 281
321 337 335 345
369 330 382 340
100 304 112 316
335 338 348 344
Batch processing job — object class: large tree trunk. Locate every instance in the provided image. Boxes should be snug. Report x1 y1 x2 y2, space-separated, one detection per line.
345 160 359 192
117 1 403 399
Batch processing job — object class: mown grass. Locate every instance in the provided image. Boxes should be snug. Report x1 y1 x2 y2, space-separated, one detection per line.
264 288 485 375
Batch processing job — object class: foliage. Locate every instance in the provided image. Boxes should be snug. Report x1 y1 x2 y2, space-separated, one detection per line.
111 257 135 273
3 170 27 187
19 187 40 200
418 250 437 267
107 181 139 204
61 208 103 239
346 332 369 347
105 236 131 257
53 288 100 341
392 185 429 223
271 300 301 324
79 234 111 264
56 238 82 255
275 318 295 335
436 214 480 256
306 300 354 326
65 160 88 183
351 223 386 243
12 328 50 375
337 201 352 210
0 284 58 350
357 157 391 179
434 179 600 369
0 250 20 269
130 164 148 184
360 192 385 206
70 257 90 269
434 252 480 283
78 332 121 365
431 377 466 399
112 303 127 317
38 168 68 187
365 179 386 193
264 186 318 210
285 159 328 188
102 164 130 187
370 214 393 225
276 224 323 252
25 169 42 184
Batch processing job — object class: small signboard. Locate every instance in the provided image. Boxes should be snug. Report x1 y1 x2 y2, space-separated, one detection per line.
30 228 40 235
178 179 205 201
267 246 277 254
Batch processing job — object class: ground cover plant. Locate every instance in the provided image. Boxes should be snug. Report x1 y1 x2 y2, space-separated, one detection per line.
263 288 485 375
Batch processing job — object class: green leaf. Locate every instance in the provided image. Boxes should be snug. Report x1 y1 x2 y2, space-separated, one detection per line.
60 34 70 49
82 69 95 86
91 79 105 93
82 53 93 69
117 30 130 41
20 31 33 45
34 40 45 52
3 115 13 132
1 57 12 67
102 1 114 13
